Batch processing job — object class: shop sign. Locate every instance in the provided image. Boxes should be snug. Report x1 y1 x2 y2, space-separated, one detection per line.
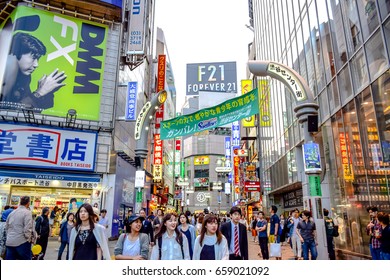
244 181 260 192
339 133 354 181
225 137 232 183
0 123 97 171
283 189 303 208
241 80 255 127
194 156 210 165
127 0 146 55
125 81 138 121
258 79 272 127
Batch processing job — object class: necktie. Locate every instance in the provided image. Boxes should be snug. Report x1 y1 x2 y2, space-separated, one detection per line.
234 225 239 256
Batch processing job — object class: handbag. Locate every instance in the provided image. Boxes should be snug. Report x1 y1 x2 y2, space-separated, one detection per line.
332 225 339 237
269 242 281 258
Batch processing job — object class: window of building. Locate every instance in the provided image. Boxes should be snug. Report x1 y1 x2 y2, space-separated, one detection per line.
328 79 341 115
326 0 348 72
340 0 363 55
383 19 390 65
356 0 379 40
365 30 388 82
338 65 353 105
378 0 390 21
319 89 330 122
350 49 369 94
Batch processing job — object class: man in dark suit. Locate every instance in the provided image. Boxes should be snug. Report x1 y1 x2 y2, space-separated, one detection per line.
139 208 154 245
220 206 248 260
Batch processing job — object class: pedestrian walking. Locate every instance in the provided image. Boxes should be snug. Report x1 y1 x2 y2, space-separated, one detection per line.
220 206 249 260
5 196 34 260
297 210 318 260
178 213 196 259
193 214 229 260
366 206 382 260
150 213 190 260
35 207 50 259
57 212 74 260
255 211 269 260
114 215 149 260
250 215 257 242
323 208 337 260
68 203 110 260
139 208 154 245
287 208 302 259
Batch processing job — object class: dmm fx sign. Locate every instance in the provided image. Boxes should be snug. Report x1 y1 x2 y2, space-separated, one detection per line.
186 62 237 95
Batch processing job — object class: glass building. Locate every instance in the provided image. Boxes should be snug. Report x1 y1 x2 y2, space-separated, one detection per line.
251 0 390 258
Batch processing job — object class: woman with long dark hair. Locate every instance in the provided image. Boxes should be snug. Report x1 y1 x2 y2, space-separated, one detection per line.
67 203 110 260
57 212 74 260
177 213 196 259
150 213 190 260
193 214 229 260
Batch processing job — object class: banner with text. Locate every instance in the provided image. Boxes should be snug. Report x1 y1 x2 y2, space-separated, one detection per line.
160 89 258 139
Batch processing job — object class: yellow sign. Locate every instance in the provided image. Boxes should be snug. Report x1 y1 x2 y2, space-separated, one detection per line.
241 80 255 127
258 79 272 127
153 164 163 180
194 156 210 165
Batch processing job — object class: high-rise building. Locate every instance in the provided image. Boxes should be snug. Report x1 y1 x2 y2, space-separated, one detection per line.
251 0 390 259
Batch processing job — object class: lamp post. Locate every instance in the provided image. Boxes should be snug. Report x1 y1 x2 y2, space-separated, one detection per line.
134 90 167 214
177 177 189 212
215 157 232 214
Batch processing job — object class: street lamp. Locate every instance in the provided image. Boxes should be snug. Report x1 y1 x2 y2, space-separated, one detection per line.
177 176 189 212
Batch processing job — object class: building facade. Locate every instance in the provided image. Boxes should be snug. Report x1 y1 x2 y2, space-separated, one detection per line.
251 0 390 259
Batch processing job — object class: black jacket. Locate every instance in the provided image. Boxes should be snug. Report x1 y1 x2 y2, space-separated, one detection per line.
220 221 249 260
35 215 50 237
140 219 154 243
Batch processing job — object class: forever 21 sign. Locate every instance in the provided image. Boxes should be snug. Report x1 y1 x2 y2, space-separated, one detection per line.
186 61 237 95
283 189 303 208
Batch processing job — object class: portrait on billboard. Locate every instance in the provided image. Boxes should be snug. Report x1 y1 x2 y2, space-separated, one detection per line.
0 6 108 121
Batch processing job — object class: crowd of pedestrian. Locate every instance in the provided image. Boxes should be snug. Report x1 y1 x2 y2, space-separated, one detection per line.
1 197 389 261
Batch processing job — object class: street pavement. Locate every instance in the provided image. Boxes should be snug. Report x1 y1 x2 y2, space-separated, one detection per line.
42 231 295 260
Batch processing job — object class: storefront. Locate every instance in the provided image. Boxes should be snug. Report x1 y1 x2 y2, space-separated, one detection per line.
0 169 102 235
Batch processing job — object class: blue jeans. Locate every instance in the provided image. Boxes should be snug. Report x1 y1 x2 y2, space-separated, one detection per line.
5 241 32 260
302 240 317 260
380 252 390 260
369 244 381 260
57 242 69 260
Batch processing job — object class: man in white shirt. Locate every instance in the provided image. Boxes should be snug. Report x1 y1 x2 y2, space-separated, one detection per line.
98 209 109 237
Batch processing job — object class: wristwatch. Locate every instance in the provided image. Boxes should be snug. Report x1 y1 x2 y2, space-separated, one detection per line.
33 91 41 98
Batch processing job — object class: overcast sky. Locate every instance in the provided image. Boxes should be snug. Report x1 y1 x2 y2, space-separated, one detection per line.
154 0 254 110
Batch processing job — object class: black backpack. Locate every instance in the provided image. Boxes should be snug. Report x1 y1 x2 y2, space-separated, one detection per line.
158 233 184 260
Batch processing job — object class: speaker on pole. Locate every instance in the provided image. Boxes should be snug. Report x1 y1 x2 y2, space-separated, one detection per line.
307 115 318 132
135 156 141 168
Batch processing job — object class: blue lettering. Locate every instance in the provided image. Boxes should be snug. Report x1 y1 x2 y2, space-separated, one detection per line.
61 138 88 161
26 134 54 158
0 131 17 155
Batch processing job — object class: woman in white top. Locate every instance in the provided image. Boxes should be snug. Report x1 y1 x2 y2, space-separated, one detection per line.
150 213 190 260
114 215 149 260
193 214 229 260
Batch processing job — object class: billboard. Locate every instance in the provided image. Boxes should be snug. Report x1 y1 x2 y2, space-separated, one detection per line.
127 0 146 54
100 0 123 8
303 142 322 174
0 6 108 121
0 123 97 171
186 61 237 95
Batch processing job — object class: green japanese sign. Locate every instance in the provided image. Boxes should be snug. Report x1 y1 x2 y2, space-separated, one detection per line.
309 175 322 196
136 190 143 203
0 6 108 121
161 88 259 139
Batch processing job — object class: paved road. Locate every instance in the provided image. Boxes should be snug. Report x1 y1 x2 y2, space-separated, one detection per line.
41 231 295 260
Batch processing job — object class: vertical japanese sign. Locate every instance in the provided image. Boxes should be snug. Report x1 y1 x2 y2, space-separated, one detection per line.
155 54 166 129
241 80 255 127
153 134 163 180
127 0 146 54
258 79 272 127
0 6 108 121
339 133 354 181
225 136 232 183
174 139 181 177
125 81 137 121
309 175 322 196
232 121 240 185
0 123 97 171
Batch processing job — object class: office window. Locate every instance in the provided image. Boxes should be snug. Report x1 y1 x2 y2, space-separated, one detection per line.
365 30 388 82
350 49 369 94
356 0 379 40
341 0 363 55
328 79 341 115
383 19 390 64
378 0 390 20
319 89 330 121
338 65 353 105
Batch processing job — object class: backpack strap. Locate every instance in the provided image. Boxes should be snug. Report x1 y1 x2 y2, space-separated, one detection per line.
179 233 184 259
158 236 162 260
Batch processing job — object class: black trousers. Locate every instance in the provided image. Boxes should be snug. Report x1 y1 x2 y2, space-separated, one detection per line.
258 236 269 260
326 236 336 260
229 254 243 260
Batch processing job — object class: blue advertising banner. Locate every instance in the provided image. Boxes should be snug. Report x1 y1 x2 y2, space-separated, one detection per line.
125 81 137 121
303 142 322 174
100 0 123 8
